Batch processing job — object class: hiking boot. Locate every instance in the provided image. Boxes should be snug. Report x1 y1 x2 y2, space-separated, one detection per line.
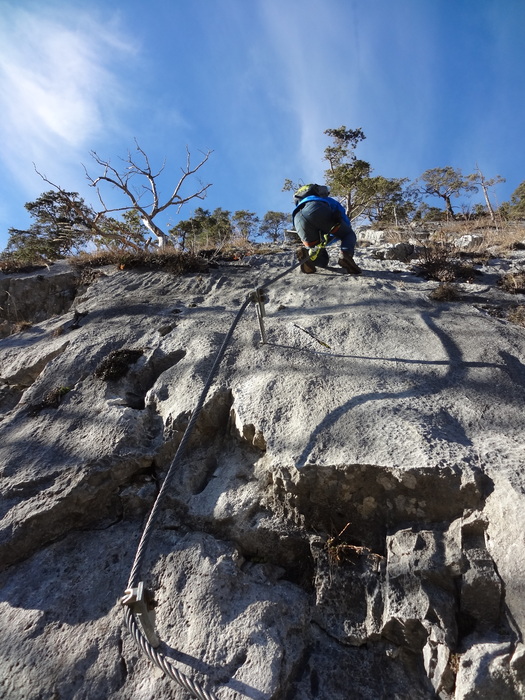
313 247 330 268
296 246 316 274
338 252 362 275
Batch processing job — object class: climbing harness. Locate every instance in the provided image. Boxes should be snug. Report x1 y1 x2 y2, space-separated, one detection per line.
308 232 330 262
121 255 302 699
305 231 337 263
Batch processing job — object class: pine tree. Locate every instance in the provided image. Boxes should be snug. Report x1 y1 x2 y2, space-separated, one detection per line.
4 191 94 261
416 167 477 219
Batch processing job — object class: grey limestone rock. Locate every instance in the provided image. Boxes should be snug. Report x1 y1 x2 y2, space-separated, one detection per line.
1 249 525 699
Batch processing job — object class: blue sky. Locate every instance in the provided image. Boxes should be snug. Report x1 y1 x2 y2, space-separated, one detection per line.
0 0 524 250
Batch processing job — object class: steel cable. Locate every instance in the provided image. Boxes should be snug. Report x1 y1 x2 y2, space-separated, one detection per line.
123 251 305 698
127 296 251 589
123 297 251 700
123 606 219 700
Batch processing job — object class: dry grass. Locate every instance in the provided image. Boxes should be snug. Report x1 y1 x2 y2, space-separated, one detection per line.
383 227 413 244
0 257 49 275
69 248 210 274
195 239 277 262
477 303 525 328
2 239 278 277
483 222 525 253
448 652 462 675
10 320 33 334
68 240 278 272
379 220 525 256
1 248 211 276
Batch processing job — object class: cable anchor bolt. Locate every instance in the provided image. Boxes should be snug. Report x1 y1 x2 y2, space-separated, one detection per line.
248 287 268 345
121 581 160 648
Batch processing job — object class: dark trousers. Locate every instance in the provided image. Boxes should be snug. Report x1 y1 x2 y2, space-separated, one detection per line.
294 200 356 255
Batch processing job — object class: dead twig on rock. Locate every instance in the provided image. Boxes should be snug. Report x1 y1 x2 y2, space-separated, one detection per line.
293 323 331 349
325 523 384 567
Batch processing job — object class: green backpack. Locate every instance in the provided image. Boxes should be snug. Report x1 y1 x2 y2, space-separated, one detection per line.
294 183 330 203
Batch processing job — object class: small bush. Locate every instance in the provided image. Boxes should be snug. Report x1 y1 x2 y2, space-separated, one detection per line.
498 271 525 294
429 283 461 302
94 348 143 381
11 321 33 334
414 243 480 282
507 305 525 327
27 386 71 416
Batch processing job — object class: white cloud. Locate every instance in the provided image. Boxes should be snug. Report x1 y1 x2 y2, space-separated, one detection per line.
257 1 348 180
256 0 393 189
0 5 135 191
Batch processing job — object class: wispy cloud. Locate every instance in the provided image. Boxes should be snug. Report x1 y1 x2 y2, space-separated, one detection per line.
0 5 135 191
257 1 354 181
257 0 441 183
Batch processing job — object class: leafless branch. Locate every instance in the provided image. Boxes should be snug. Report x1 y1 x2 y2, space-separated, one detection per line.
36 140 213 248
84 142 213 245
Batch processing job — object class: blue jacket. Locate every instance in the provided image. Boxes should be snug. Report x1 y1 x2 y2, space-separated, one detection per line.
293 196 350 225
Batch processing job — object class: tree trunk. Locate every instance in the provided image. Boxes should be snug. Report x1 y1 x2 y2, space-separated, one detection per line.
481 183 496 222
443 195 455 219
345 192 352 219
141 217 168 248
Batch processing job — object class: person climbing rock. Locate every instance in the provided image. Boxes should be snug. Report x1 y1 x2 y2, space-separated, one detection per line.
292 183 362 275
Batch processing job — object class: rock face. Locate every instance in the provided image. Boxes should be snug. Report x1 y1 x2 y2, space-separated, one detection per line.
1 247 525 699
0 262 81 337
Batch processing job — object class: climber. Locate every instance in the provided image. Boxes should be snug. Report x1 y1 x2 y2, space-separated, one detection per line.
292 184 362 275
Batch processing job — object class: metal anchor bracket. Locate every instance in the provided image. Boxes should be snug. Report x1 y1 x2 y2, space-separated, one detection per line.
121 582 160 648
249 288 268 344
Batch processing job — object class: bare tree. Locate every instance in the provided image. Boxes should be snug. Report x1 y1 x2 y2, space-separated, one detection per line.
468 166 505 222
85 141 213 247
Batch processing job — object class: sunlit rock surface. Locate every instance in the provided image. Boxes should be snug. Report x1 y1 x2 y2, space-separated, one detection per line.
1 247 525 699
